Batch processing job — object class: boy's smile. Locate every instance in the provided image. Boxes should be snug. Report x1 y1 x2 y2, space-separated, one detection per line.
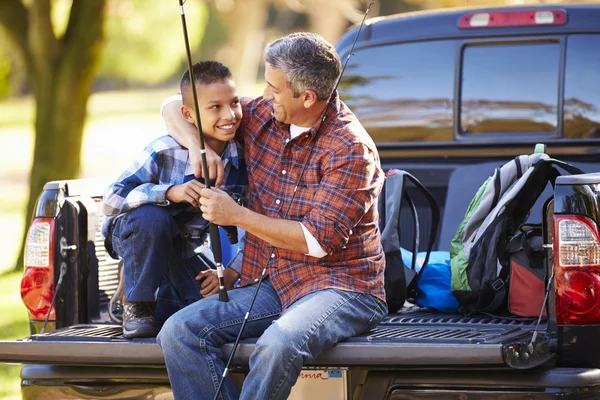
181 78 242 155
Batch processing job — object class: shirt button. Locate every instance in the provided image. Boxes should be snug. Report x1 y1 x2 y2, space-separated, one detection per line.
275 199 281 204
349 229 353 235
254 278 259 282
271 253 275 258
281 170 287 175
285 138 290 144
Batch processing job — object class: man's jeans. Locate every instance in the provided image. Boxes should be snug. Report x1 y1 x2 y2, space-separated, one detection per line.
110 204 211 324
157 278 387 400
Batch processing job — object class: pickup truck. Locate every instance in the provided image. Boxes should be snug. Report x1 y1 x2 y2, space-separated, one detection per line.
3 4 600 399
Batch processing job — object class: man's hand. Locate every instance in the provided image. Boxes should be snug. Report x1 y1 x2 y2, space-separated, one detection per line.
165 181 205 207
162 101 225 186
196 268 240 297
199 187 244 226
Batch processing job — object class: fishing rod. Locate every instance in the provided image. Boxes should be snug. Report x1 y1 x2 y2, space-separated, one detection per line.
178 0 228 303
213 3 375 398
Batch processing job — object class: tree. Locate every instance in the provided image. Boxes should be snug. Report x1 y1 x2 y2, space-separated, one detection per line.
97 1 207 87
0 0 106 271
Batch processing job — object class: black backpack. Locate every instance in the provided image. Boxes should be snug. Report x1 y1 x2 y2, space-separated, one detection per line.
378 169 440 313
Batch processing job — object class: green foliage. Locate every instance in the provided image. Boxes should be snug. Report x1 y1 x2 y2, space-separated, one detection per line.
0 29 13 99
98 0 208 85
0 55 10 99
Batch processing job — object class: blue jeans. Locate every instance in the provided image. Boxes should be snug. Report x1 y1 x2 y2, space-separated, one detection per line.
157 278 387 400
110 205 212 324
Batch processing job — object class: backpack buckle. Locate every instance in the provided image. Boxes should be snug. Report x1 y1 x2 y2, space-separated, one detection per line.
491 278 505 291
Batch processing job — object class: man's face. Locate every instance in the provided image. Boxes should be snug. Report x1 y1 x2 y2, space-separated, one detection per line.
263 63 306 125
184 79 242 143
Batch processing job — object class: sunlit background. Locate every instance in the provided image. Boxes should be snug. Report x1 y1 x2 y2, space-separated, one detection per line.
0 0 596 398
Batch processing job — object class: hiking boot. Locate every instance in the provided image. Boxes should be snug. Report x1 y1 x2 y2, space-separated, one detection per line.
122 301 159 339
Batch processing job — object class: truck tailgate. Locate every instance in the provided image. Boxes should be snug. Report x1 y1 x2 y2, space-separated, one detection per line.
0 308 554 369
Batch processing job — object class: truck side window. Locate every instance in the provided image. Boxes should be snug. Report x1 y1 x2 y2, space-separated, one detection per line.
564 34 600 139
459 42 560 135
340 40 454 143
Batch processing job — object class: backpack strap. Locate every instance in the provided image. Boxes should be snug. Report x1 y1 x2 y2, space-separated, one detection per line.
379 177 387 233
403 190 419 275
546 159 585 175
400 172 441 299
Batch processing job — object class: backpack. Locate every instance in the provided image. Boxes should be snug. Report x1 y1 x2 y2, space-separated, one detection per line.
378 169 440 313
450 150 583 315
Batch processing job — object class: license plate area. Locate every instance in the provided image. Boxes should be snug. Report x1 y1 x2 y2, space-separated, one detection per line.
289 369 347 400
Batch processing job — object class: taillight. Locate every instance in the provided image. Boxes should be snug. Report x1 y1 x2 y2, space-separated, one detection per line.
21 218 56 320
554 215 600 324
459 10 567 29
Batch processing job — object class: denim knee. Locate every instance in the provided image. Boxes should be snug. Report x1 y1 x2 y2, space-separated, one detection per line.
126 205 175 233
253 325 294 361
157 313 185 352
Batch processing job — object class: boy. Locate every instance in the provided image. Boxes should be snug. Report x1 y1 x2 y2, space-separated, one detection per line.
102 61 245 339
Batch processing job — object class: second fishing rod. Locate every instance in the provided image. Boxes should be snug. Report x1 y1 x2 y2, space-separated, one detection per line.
212 3 375 399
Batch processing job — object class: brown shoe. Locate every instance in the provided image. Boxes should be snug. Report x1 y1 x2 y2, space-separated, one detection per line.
122 300 159 339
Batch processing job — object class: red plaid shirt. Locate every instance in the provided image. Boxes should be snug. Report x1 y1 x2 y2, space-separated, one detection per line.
238 93 385 309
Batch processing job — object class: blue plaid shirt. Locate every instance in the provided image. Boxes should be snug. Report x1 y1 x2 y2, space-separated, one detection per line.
102 135 247 257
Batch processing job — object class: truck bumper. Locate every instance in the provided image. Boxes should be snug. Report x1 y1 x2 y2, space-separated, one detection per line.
20 365 600 399
20 365 173 400
358 367 600 400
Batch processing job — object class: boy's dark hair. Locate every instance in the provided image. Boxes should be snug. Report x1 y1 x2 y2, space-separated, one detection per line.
180 61 233 107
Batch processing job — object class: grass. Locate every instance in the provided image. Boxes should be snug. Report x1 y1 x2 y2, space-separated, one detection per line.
0 271 30 400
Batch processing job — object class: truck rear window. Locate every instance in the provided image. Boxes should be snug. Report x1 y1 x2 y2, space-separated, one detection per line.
459 41 560 136
340 40 455 143
564 34 600 139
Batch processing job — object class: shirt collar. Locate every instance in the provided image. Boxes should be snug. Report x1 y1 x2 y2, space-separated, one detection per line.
221 139 240 170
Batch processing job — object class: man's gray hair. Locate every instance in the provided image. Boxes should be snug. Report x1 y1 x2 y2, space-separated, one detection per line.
265 32 342 102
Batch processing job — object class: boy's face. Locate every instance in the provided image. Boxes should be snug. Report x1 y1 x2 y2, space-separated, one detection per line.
182 79 242 143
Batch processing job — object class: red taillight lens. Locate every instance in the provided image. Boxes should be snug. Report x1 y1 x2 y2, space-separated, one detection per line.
21 218 56 320
554 215 600 324
459 10 567 29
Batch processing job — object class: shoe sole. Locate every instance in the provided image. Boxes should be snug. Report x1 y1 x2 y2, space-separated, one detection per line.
122 325 159 339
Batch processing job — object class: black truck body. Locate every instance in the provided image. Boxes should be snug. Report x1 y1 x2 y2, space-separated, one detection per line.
3 4 600 399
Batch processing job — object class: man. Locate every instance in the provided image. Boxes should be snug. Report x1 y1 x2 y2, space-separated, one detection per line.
158 32 387 400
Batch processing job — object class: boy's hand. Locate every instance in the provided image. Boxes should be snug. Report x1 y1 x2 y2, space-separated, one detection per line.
166 180 205 207
196 268 240 297
197 270 220 297
189 146 225 187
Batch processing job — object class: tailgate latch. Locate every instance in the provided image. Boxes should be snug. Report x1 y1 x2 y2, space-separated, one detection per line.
503 334 555 369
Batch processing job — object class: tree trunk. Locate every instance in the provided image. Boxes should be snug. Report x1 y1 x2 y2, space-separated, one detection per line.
0 0 106 272
214 0 269 89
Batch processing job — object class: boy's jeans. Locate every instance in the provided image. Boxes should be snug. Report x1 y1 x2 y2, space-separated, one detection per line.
157 278 387 400
110 204 211 324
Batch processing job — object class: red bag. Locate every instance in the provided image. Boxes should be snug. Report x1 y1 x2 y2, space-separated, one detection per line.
506 226 547 317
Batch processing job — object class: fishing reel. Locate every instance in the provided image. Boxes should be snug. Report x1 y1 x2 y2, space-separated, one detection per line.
222 225 238 244
222 192 245 244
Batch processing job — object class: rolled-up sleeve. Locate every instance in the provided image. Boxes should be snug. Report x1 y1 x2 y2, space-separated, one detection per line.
301 142 383 255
